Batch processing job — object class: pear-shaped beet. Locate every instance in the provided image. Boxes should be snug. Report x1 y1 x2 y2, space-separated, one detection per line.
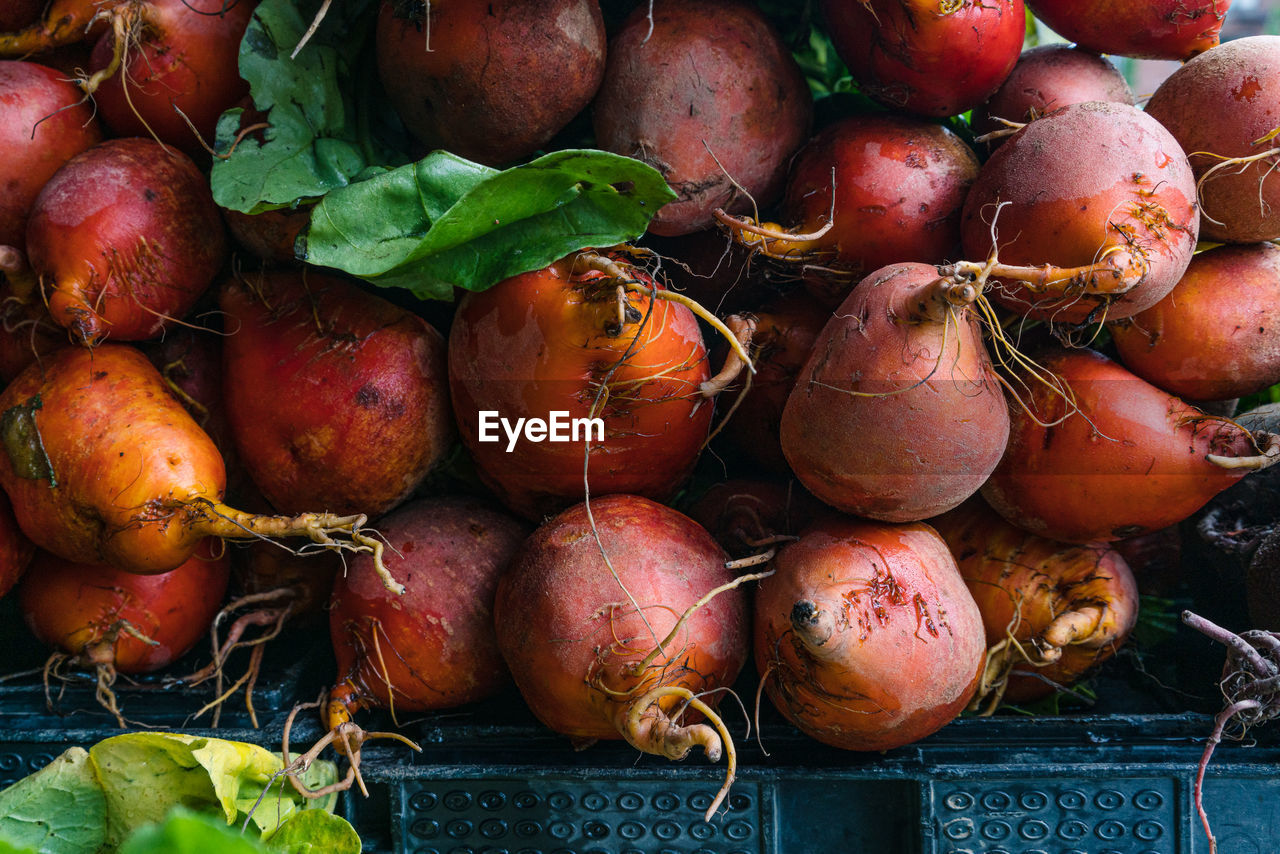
0 344 389 584
220 272 453 517
982 348 1280 543
781 263 1010 522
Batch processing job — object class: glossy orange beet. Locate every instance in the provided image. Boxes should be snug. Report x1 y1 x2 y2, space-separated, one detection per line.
0 344 226 572
449 253 713 520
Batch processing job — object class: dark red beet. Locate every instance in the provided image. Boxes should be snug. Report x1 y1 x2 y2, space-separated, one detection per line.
718 290 828 474
26 137 228 345
327 497 530 722
0 60 102 248
376 0 605 166
220 271 454 517
0 0 43 31
593 0 812 236
0 490 34 600
686 478 827 558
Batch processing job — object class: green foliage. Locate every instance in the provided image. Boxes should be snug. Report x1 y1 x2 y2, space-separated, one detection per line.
0 734 350 854
210 0 400 215
302 149 676 299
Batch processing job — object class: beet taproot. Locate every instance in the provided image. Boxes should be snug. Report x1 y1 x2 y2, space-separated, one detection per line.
754 516 986 750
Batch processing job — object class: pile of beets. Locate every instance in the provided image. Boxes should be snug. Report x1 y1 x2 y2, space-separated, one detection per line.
0 0 1278 829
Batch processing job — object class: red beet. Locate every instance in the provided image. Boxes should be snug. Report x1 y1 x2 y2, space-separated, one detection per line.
959 101 1199 324
781 263 1010 522
686 478 827 558
1108 243 1280 401
593 0 812 236
1024 0 1227 61
717 114 980 306
376 0 605 166
755 517 986 750
326 497 529 723
983 348 1280 543
0 60 101 248
718 290 828 473
26 137 227 345
1144 36 1280 244
820 0 1025 117
18 539 229 725
220 271 454 518
86 0 257 156
970 45 1135 143
0 490 34 600
494 495 748 817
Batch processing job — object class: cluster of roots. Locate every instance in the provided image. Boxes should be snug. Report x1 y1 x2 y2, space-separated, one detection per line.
1183 610 1280 854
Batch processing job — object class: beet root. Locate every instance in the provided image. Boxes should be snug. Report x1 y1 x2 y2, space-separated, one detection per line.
0 344 396 588
970 45 1135 144
593 0 812 236
1108 243 1280 401
376 0 605 166
493 495 749 818
931 499 1139 709
781 263 1010 522
0 60 101 248
819 0 1026 118
719 114 979 306
26 137 227 345
449 251 714 520
18 539 229 726
1144 36 1280 244
982 348 1280 544
754 517 986 750
327 497 529 723
958 101 1199 324
84 0 256 156
220 271 453 518
1023 0 1227 61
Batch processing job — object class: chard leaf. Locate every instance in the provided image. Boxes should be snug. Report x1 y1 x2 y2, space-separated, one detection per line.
301 149 676 299
265 811 360 854
211 0 396 215
89 733 338 848
117 809 263 854
0 748 106 854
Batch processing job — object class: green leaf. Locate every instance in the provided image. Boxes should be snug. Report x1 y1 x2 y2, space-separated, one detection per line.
210 0 394 215
302 148 677 299
89 733 338 848
117 809 264 854
266 812 360 854
0 748 107 854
